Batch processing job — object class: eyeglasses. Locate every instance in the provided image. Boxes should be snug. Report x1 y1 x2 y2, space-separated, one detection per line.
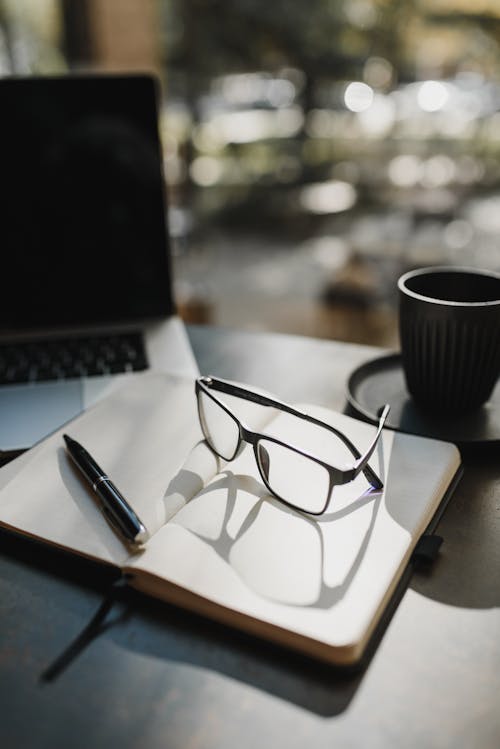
196 376 389 516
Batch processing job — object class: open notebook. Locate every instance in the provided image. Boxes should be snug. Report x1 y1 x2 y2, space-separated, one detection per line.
0 372 462 666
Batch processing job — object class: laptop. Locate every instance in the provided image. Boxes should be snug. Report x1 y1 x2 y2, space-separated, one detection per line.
0 74 197 453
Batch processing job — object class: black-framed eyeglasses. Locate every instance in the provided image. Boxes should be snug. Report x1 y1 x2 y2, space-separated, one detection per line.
196 376 389 516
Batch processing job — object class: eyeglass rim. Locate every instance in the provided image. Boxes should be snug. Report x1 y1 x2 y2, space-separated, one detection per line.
197 385 336 514
196 376 388 497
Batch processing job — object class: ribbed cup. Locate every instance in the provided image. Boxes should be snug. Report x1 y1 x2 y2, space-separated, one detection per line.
398 267 500 415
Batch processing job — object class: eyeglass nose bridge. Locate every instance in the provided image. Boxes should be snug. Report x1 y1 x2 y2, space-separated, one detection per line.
238 423 259 448
228 422 261 461
225 424 273 499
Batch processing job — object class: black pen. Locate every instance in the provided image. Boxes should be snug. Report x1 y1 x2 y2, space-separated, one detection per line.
63 434 149 548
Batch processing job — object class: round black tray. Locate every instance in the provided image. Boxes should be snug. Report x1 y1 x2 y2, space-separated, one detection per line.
346 353 500 445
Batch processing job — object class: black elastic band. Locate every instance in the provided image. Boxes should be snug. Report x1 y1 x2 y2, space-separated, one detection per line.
412 534 443 567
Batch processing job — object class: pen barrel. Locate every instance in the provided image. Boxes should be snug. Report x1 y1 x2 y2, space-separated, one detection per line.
73 446 104 487
95 479 145 541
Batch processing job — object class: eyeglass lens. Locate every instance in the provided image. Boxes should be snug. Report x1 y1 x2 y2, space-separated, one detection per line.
256 439 331 513
198 390 240 460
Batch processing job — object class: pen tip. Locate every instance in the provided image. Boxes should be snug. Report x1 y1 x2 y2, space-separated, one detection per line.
63 434 71 446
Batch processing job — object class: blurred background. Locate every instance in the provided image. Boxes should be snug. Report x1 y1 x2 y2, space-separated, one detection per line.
2 0 500 347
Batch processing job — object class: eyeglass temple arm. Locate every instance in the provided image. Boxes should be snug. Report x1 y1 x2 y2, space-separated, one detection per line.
199 377 387 488
200 377 289 410
352 404 390 488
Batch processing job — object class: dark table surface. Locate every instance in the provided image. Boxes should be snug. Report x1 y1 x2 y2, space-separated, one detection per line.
1 324 499 749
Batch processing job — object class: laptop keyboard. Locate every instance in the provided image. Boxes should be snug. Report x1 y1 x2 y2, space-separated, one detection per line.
0 332 148 385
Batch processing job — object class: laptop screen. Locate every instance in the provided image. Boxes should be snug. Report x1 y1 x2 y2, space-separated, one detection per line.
0 74 174 331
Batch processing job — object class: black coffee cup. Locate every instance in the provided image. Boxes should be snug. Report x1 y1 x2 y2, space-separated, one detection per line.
398 266 500 415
